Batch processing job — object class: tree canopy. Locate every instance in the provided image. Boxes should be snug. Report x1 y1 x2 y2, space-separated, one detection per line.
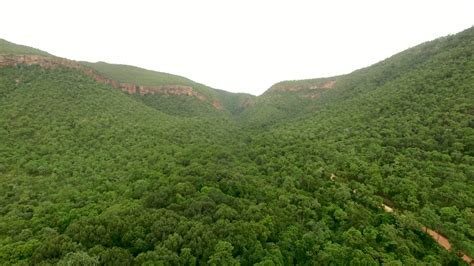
0 27 473 265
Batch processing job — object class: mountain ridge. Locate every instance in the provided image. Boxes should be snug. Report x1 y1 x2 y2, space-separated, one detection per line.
2 26 472 98
0 39 255 117
0 54 229 112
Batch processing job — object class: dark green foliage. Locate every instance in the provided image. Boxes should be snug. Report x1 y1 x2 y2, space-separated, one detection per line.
0 27 473 265
133 94 220 117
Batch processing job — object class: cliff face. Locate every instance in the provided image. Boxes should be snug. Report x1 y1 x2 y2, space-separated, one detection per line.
0 54 88 71
119 83 204 99
266 79 336 101
0 54 223 110
270 79 337 93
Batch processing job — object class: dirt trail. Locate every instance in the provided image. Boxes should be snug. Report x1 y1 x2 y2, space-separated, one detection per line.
421 227 451 250
382 204 473 265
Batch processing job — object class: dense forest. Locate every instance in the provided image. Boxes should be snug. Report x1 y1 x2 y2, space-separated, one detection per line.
0 27 473 265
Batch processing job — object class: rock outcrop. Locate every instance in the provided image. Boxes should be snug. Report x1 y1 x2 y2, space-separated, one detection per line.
317 80 336 89
0 54 223 110
271 79 336 93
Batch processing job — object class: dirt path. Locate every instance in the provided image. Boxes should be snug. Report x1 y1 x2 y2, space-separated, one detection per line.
382 204 473 265
421 227 451 250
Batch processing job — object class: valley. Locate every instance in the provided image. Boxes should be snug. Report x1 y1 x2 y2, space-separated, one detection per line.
0 27 473 265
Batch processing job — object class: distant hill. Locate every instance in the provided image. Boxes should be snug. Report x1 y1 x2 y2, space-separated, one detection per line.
81 61 199 87
0 39 255 117
82 61 255 117
0 39 52 56
240 27 474 128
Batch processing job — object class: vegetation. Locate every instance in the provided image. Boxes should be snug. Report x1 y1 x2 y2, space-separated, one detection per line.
0 39 52 57
0 27 473 265
81 62 198 88
82 62 255 117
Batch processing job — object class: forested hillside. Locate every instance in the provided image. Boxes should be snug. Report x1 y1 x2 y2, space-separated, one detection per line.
82 61 255 117
0 27 472 265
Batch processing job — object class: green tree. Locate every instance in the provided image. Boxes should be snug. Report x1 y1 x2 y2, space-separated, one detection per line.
57 251 99 266
208 241 239 266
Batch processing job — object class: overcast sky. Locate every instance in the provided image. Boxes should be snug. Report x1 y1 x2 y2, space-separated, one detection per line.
1 0 473 95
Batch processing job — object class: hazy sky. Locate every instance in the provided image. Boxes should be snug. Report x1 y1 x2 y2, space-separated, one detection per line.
1 0 473 95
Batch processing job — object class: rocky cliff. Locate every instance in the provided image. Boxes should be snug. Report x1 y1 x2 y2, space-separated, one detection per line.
270 79 337 93
0 54 223 110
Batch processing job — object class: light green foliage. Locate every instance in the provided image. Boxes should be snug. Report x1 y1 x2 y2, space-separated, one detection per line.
0 39 52 56
208 241 239 266
57 251 99 266
81 61 197 87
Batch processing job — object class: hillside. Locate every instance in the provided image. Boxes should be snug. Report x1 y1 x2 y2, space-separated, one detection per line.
249 26 474 258
0 27 473 265
82 61 255 117
0 39 52 57
242 27 474 129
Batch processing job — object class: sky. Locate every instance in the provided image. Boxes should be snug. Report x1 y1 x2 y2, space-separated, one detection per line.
1 0 473 95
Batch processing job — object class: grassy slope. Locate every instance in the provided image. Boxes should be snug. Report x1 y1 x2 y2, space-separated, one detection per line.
0 39 52 56
81 61 196 87
82 61 256 117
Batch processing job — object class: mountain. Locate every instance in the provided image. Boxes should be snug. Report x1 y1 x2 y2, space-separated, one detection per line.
243 27 474 128
81 61 255 117
0 40 254 118
249 26 474 257
0 27 472 265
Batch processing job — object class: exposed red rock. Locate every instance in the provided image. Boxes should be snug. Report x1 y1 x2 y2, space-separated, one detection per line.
272 85 303 92
211 100 224 111
0 54 224 111
320 80 336 89
271 80 336 94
